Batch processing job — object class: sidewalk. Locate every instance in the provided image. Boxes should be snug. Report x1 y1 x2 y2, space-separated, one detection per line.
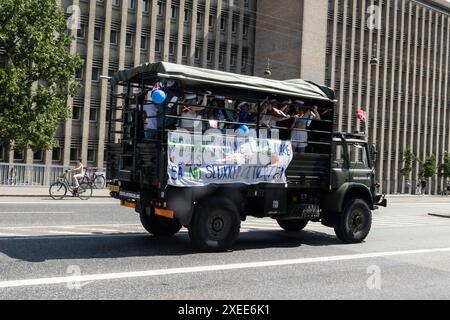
0 186 110 197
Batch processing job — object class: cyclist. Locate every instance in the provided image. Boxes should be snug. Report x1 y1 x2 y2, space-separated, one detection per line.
71 158 85 193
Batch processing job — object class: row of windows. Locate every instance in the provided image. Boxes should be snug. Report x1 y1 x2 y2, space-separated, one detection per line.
76 15 247 43
74 45 247 81
97 0 150 12
0 147 97 163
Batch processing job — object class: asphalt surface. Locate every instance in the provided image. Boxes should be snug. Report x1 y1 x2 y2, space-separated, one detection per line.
0 196 449 299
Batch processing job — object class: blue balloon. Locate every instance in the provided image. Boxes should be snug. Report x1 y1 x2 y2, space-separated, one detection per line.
151 89 166 105
235 125 249 137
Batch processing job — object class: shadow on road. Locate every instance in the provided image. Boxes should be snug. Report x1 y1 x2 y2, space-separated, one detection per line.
0 229 340 262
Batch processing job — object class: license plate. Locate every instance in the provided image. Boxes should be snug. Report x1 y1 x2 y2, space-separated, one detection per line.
108 185 120 192
154 208 174 219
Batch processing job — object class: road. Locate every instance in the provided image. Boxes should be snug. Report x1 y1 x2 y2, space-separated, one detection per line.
0 196 449 299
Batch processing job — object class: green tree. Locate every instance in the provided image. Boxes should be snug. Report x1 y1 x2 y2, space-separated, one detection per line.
438 151 450 180
399 148 416 176
0 0 82 151
418 154 436 179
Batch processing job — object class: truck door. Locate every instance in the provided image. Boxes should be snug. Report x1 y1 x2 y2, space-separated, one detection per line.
331 142 349 188
347 142 372 188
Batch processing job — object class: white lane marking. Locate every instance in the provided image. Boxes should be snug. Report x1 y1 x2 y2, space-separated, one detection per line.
0 233 22 237
0 201 117 205
0 212 74 214
0 224 141 230
46 230 91 235
0 247 449 289
0 233 149 241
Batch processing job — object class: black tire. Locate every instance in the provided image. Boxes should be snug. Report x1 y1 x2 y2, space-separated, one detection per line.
94 175 106 189
277 219 309 232
49 182 67 200
77 182 93 200
140 206 182 237
334 198 372 243
188 197 241 252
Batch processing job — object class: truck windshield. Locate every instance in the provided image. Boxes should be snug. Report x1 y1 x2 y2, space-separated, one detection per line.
347 143 369 168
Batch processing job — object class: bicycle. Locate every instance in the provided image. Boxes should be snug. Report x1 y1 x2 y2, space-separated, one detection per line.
49 170 93 200
81 168 106 189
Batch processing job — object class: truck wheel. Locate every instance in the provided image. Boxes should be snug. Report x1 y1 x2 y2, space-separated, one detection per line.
140 206 182 237
334 198 372 243
188 198 241 252
277 219 308 232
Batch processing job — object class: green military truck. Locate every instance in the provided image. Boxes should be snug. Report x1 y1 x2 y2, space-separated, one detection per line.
106 62 386 252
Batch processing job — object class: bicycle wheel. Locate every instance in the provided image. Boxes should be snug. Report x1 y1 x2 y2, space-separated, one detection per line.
49 182 67 200
78 182 93 200
94 175 106 189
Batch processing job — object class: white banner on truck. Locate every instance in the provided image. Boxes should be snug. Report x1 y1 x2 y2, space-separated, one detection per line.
167 130 293 187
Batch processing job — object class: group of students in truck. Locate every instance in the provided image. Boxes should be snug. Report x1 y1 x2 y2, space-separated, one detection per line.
132 81 322 153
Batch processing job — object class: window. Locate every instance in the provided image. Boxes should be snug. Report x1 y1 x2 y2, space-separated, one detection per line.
207 48 213 62
209 15 214 28
184 9 190 22
194 47 201 60
220 17 226 31
92 67 100 82
141 36 148 50
232 19 237 33
171 5 178 19
219 52 224 65
241 54 248 69
230 54 236 66
33 151 43 162
112 0 120 6
0 54 6 68
182 45 188 58
169 42 175 55
157 1 163 16
348 143 369 168
70 148 80 162
87 149 96 163
52 148 61 162
89 108 98 122
142 0 150 12
75 67 83 80
94 27 103 42
72 106 82 120
110 30 119 45
243 23 248 35
77 23 86 39
197 12 203 25
14 150 24 161
126 33 133 48
0 145 4 161
128 0 135 10
155 39 162 52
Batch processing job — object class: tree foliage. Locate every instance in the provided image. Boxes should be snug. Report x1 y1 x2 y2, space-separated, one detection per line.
0 0 82 151
418 154 436 179
399 148 415 176
438 151 450 179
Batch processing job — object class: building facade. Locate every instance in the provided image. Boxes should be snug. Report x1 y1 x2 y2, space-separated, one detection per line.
2 0 257 169
255 0 450 194
2 0 449 194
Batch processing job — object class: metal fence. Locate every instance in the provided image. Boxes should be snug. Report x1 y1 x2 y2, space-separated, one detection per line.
0 163 105 188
